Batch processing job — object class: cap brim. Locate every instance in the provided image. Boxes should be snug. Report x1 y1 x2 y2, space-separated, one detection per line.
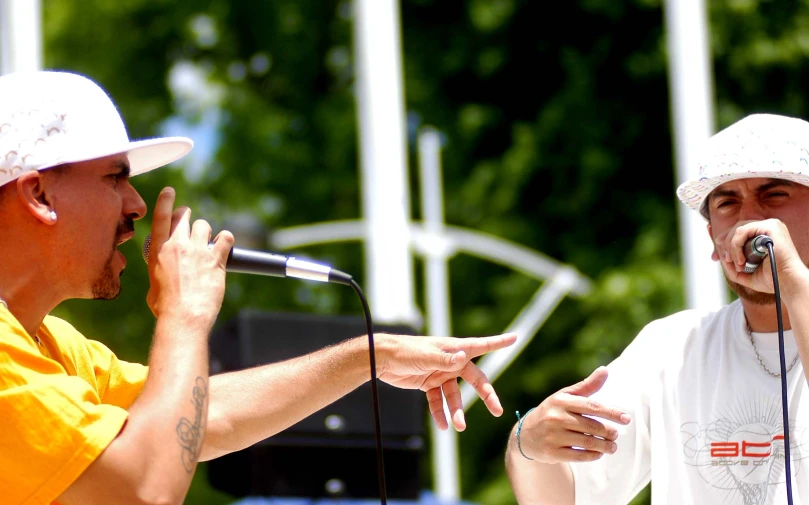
37 136 193 176
677 170 809 211
125 137 194 176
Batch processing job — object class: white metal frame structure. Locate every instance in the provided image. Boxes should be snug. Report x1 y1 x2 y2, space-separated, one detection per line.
272 128 592 501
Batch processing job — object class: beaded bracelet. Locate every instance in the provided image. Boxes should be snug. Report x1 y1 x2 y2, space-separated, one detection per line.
515 407 536 460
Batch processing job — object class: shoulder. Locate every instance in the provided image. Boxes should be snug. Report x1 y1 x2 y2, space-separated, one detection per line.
43 315 87 342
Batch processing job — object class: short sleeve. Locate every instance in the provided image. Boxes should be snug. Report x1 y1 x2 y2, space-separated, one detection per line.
83 339 148 408
569 324 659 505
0 331 131 505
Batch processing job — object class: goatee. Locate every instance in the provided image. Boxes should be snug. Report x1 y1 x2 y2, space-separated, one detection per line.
724 275 776 305
91 218 133 300
91 256 121 300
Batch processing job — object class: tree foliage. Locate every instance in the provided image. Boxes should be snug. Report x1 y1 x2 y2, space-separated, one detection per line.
39 0 809 503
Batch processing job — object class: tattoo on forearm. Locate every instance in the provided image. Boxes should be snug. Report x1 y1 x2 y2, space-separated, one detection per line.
176 377 208 473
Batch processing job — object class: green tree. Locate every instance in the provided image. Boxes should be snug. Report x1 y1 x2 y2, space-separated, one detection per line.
40 0 809 503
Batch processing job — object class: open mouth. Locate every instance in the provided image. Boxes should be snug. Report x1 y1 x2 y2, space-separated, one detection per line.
116 231 134 246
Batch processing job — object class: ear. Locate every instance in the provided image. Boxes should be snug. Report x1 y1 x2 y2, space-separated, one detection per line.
16 171 57 225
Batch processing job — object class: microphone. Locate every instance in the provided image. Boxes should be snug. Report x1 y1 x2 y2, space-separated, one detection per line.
743 234 773 273
141 233 353 285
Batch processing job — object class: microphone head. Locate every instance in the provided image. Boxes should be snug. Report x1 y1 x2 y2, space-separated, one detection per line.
142 233 151 265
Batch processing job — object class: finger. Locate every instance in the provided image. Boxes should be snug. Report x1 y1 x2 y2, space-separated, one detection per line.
727 221 765 271
566 395 631 425
729 223 761 269
454 332 517 359
211 230 235 266
442 379 466 432
169 206 192 239
149 187 176 259
425 387 448 431
559 431 618 455
562 412 620 441
554 447 605 463
459 362 502 416
190 219 213 245
561 366 609 398
413 347 466 374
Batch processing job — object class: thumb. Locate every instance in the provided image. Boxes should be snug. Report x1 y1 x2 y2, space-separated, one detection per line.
562 366 609 397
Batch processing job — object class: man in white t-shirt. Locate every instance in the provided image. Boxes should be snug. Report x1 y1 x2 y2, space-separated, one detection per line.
506 113 809 505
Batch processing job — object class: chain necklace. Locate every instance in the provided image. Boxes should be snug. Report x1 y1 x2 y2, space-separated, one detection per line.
745 319 800 378
0 297 41 346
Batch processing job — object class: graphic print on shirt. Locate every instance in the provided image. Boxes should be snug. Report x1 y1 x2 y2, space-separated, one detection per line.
681 394 809 505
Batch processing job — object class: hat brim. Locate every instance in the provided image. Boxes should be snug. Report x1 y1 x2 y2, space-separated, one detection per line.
38 136 193 176
677 169 809 212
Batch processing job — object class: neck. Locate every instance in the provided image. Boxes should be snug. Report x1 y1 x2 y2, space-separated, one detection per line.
0 240 66 337
0 273 62 338
741 298 790 333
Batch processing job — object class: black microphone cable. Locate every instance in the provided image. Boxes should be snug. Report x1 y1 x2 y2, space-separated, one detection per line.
766 240 793 505
308 272 389 504
746 235 793 505
348 279 388 505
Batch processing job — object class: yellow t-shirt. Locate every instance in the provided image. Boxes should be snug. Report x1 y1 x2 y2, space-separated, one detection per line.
0 305 148 505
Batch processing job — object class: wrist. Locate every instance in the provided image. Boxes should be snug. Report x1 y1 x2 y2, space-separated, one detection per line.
156 305 217 337
514 408 537 461
779 263 809 301
345 333 387 383
356 332 393 376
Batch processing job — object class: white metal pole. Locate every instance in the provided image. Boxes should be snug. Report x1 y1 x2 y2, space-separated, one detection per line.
353 0 418 325
0 0 42 74
418 128 461 501
664 0 727 310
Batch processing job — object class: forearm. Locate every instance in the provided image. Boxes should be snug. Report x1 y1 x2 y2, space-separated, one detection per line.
127 311 211 472
506 424 575 505
117 315 210 504
201 335 371 460
60 310 214 505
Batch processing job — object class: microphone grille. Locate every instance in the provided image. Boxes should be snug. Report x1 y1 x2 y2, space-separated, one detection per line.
142 233 151 265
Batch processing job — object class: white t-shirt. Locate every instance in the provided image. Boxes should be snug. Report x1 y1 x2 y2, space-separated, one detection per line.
570 299 809 505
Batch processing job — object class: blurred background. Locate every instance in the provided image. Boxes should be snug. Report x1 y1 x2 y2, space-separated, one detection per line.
5 0 809 504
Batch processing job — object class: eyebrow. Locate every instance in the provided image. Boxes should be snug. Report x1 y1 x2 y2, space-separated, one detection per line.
710 180 795 202
111 160 131 178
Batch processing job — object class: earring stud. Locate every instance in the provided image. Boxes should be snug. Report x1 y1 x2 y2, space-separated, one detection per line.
49 211 57 221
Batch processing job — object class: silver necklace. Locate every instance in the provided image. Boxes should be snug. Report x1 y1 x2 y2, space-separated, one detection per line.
745 319 799 378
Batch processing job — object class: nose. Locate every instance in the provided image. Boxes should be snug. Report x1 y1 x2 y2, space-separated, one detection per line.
122 181 147 221
738 197 767 222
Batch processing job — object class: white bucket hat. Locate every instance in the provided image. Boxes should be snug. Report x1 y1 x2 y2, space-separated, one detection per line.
677 113 809 215
0 70 192 187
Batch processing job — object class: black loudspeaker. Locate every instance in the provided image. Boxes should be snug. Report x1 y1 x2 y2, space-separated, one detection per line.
207 310 425 500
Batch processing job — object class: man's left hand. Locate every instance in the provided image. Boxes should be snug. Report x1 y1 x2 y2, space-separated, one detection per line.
373 332 517 432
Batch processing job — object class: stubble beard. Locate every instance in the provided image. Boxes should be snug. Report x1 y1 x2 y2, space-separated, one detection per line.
91 218 132 300
91 249 121 300
724 276 776 306
724 256 809 305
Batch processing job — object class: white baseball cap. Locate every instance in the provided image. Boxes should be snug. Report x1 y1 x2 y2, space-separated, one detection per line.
677 113 809 215
0 70 192 187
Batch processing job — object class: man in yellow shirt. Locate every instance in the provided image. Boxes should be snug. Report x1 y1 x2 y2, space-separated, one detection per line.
0 70 516 505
